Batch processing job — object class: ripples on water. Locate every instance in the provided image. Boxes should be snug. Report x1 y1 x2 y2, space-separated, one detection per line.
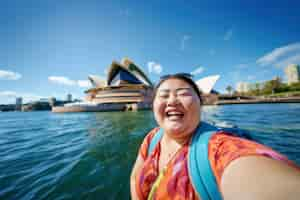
0 104 300 199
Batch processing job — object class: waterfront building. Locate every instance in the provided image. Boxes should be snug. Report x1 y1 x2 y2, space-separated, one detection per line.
53 58 154 112
88 75 106 87
15 97 22 111
196 75 220 94
285 64 300 85
67 94 72 102
236 82 250 93
196 75 220 105
85 58 153 109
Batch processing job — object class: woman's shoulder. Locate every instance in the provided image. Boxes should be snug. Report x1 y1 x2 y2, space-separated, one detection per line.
139 127 160 160
220 155 300 199
215 133 300 199
208 131 296 186
209 130 290 161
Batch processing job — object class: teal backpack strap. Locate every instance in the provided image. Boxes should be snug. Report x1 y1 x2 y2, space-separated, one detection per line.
188 122 223 200
147 128 164 156
148 123 223 199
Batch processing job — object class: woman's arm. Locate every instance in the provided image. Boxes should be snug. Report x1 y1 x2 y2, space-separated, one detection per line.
221 156 300 200
130 155 144 200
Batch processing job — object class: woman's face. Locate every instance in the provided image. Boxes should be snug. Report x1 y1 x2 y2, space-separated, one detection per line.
153 78 201 138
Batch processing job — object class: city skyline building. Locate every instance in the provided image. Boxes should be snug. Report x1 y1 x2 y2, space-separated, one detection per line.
15 97 22 111
67 94 72 102
285 64 300 85
236 82 250 93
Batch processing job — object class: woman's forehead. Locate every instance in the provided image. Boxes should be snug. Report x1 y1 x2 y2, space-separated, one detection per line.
157 78 191 90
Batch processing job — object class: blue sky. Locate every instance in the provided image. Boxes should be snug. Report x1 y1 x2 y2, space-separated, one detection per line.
1 0 300 104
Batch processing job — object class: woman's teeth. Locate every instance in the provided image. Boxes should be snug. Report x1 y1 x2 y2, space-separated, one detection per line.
166 111 184 119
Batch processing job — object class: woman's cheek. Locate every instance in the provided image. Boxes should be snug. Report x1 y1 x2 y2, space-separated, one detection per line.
153 101 165 120
158 103 166 117
183 96 196 107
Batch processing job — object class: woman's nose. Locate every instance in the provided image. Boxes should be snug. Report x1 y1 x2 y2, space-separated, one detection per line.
166 94 179 106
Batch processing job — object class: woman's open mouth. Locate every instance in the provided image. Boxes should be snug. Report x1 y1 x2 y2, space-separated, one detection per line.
166 111 184 120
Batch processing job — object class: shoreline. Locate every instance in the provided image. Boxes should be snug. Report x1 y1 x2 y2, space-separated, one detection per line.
2 97 300 112
216 96 300 105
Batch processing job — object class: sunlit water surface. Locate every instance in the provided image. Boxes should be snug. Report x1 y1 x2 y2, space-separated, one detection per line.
0 103 299 199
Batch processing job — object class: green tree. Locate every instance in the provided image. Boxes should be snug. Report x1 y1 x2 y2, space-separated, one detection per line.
226 85 233 95
254 83 261 96
245 83 261 96
277 83 290 93
289 82 300 91
262 78 282 94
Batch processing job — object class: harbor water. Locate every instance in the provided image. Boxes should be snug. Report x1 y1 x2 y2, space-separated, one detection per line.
0 104 300 199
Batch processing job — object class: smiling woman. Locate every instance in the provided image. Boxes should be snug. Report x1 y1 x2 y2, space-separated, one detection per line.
130 73 300 200
153 77 201 141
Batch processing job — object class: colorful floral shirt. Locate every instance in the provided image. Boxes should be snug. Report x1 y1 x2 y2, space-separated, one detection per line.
135 127 297 200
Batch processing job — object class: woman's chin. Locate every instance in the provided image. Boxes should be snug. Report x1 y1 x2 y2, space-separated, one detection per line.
164 122 186 135
162 119 199 138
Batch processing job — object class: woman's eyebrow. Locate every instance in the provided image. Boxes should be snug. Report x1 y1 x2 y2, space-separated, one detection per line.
158 88 191 93
158 89 170 93
175 87 192 92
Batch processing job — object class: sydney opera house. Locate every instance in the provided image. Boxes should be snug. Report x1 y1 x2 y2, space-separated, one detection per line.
52 58 154 112
52 58 220 112
85 58 153 106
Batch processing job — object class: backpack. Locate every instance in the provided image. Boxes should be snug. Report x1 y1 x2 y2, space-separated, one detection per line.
147 121 249 200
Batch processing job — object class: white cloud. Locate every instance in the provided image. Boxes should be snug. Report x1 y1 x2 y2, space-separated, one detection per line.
77 80 92 88
191 67 205 75
48 76 77 86
256 42 300 67
224 29 233 41
274 54 300 68
181 35 191 50
48 76 92 88
0 70 22 80
148 62 163 75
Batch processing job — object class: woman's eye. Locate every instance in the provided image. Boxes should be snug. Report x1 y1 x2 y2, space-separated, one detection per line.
158 93 169 98
178 91 192 96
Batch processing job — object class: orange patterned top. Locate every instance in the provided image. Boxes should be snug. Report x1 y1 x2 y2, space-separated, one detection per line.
135 127 297 200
